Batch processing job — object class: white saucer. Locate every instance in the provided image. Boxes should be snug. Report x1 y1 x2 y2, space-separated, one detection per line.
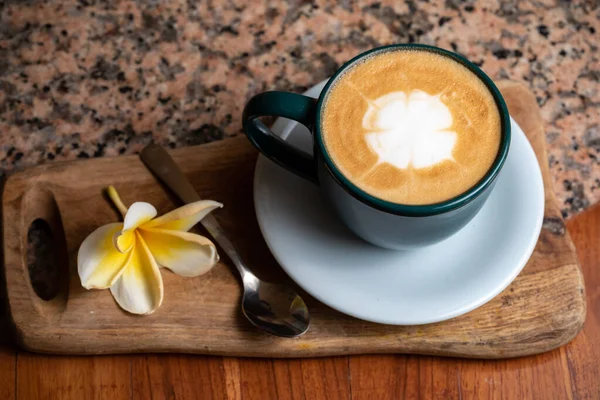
253 80 544 325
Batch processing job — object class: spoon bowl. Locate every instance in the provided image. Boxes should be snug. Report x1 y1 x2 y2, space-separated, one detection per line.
241 275 310 337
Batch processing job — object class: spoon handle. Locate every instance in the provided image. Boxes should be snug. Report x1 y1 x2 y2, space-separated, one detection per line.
140 144 254 280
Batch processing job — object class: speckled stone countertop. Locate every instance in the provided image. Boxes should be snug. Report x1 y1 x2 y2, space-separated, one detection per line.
0 1 598 217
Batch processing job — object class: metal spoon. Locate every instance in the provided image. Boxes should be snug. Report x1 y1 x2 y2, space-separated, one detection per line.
140 144 310 338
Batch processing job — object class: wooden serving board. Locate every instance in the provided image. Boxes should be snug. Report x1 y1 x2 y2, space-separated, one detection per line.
2 80 586 358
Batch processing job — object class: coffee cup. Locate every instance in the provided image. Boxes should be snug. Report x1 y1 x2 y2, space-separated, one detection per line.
242 44 510 249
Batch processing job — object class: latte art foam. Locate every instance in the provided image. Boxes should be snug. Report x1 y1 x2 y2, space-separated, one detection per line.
321 49 501 205
363 90 457 169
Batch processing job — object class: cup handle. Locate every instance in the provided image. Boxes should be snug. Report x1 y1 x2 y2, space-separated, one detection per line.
242 91 318 183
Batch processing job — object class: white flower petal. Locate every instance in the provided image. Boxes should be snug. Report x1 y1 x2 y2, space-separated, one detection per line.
110 232 163 315
77 223 129 289
114 202 157 253
140 228 219 277
143 200 222 232
113 230 134 253
123 202 157 231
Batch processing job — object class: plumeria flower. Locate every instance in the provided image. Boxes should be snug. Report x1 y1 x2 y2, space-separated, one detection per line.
363 90 457 169
78 186 222 315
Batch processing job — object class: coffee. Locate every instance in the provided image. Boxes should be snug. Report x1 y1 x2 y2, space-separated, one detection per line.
321 49 501 205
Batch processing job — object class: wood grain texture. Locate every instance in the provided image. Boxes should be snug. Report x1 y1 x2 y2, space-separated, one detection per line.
131 355 228 399
16 354 131 400
1 80 586 359
563 203 600 399
0 205 596 400
0 348 15 400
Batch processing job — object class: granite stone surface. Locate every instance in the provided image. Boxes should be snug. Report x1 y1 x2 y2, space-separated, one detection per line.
0 0 598 218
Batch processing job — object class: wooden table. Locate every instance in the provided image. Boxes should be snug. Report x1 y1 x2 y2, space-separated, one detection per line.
1 204 598 400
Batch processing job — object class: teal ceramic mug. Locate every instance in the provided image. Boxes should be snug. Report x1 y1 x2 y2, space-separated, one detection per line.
242 44 510 249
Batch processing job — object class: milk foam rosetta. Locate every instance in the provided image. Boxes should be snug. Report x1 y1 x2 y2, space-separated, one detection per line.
321 49 502 205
